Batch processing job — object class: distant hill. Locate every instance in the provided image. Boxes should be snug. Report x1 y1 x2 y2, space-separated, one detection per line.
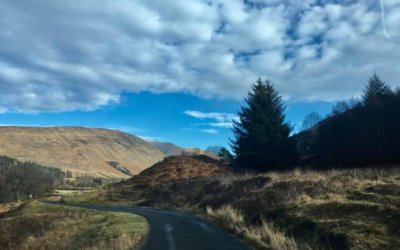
182 148 217 158
205 146 223 156
150 141 218 158
149 141 184 156
0 127 165 178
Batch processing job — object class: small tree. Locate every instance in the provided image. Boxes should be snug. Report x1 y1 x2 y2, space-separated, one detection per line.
66 170 73 178
363 73 392 104
331 101 350 115
301 112 322 130
231 79 296 171
218 147 234 166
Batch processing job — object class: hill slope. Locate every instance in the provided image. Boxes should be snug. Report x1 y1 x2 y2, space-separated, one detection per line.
105 167 400 250
149 141 184 156
150 141 218 158
136 155 230 183
0 127 165 178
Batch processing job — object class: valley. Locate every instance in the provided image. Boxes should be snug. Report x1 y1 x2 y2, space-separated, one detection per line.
1 142 400 249
1 75 400 250
2 0 400 249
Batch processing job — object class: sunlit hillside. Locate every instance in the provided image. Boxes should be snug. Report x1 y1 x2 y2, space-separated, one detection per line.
0 127 165 178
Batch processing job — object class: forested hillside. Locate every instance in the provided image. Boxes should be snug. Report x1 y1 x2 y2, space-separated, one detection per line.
295 74 400 168
0 156 63 202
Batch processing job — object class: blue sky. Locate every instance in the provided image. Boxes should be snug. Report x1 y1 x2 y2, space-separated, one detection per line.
0 91 334 149
0 0 399 149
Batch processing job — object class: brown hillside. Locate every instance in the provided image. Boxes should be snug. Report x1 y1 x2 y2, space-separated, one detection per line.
0 126 165 178
125 155 230 185
149 141 184 156
103 168 400 250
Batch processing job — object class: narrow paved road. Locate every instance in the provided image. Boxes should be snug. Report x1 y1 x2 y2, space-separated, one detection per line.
43 202 249 250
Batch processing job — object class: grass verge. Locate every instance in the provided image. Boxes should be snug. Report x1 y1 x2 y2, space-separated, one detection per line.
0 201 148 250
206 205 298 250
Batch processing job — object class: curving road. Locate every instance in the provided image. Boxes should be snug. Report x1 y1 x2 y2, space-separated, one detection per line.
43 202 249 250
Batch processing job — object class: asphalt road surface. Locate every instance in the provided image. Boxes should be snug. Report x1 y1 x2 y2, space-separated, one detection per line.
43 202 249 250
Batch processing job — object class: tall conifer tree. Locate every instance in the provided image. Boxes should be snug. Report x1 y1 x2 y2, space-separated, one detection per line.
231 79 296 171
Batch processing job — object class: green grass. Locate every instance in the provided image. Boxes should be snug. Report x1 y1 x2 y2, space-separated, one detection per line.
0 201 148 250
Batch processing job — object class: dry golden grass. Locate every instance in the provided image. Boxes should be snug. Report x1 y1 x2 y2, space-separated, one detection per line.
207 205 298 250
0 201 24 213
256 220 298 250
207 205 244 229
0 201 148 250
110 165 400 249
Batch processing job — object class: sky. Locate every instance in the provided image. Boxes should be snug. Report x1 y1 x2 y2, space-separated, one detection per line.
0 0 399 149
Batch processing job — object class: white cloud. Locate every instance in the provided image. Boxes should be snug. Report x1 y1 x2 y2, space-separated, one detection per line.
200 128 219 134
209 122 235 128
138 136 165 142
184 109 239 133
184 110 238 122
0 0 399 112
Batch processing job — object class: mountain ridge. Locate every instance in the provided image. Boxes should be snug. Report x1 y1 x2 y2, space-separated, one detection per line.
0 126 165 178
149 141 218 158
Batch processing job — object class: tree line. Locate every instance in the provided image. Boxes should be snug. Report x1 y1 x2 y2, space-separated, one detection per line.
0 156 64 202
296 73 400 168
218 73 400 171
0 155 127 203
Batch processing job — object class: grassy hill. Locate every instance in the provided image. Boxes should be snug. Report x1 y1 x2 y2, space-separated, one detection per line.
0 126 165 178
137 155 229 179
93 158 400 250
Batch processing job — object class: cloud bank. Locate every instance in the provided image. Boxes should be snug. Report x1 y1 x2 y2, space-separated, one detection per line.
1 0 400 112
184 110 239 133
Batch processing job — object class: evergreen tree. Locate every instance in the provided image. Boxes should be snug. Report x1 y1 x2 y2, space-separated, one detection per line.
363 73 392 104
363 73 392 162
231 79 296 171
217 147 234 166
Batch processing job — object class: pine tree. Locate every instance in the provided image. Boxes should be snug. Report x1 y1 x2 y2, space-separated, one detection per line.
363 73 392 162
231 79 296 171
217 147 234 166
363 73 392 104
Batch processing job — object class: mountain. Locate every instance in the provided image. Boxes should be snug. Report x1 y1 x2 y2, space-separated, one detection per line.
149 141 184 156
150 141 218 158
205 146 223 155
182 148 218 158
0 126 165 178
